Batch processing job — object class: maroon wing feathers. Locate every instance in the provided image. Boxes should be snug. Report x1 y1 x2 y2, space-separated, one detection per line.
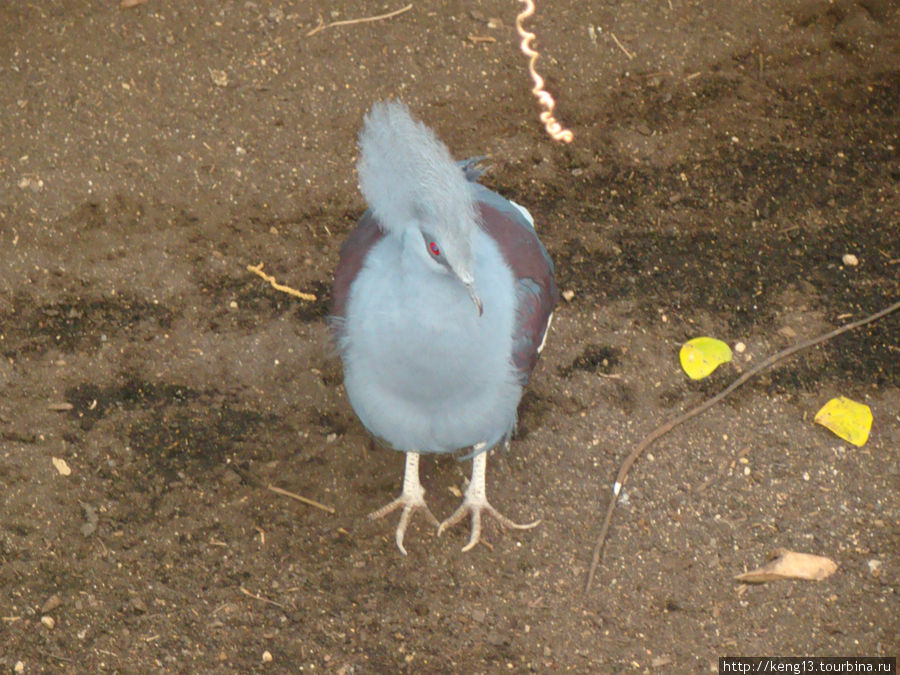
478 203 557 383
330 211 386 323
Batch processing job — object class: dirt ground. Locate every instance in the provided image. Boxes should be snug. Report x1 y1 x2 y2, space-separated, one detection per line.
1 1 898 672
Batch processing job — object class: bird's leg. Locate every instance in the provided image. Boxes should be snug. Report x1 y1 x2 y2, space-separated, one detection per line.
367 451 440 555
437 446 541 551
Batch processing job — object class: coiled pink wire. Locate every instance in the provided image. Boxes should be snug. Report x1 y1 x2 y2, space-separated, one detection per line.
516 0 574 143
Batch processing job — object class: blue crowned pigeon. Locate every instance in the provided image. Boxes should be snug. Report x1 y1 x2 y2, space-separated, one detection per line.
331 102 557 554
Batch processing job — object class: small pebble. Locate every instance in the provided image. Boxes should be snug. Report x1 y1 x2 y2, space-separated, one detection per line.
262 650 273 663
734 341 746 354
41 615 56 629
486 630 505 646
17 176 44 192
842 253 858 266
209 69 228 87
14 662 25 674
41 594 62 614
867 559 883 577
561 289 575 302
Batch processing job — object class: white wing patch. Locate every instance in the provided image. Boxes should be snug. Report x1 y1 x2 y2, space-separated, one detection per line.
507 199 535 229
537 312 553 354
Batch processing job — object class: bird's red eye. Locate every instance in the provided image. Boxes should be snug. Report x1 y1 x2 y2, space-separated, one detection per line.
428 241 440 256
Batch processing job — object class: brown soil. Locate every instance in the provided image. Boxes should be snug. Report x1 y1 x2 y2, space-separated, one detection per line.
1 1 898 672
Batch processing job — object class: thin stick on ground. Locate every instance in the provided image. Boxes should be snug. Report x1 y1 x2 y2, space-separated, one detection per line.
239 586 291 610
584 299 900 593
306 3 413 37
228 462 335 514
247 262 317 301
267 484 336 514
610 32 635 60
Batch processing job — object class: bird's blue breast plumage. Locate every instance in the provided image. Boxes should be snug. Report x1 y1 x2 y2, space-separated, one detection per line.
330 102 556 457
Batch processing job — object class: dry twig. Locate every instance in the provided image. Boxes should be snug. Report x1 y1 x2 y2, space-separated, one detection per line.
228 463 335 514
584 299 900 592
247 262 317 301
610 32 635 60
267 484 336 514
515 0 573 143
306 4 413 37
239 586 291 610
38 650 76 664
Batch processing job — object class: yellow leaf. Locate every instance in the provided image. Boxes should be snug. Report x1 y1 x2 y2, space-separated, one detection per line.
679 337 732 380
814 396 872 447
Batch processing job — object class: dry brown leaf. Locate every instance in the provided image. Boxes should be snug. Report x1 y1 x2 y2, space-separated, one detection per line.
208 68 228 87
51 457 71 476
735 548 837 583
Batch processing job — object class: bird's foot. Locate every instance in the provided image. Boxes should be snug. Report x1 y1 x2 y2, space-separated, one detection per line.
437 494 541 552
368 487 440 556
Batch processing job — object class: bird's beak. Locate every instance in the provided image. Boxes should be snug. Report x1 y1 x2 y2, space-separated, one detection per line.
465 282 483 316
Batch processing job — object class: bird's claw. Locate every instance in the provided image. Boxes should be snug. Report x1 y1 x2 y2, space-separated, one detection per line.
368 491 439 555
438 498 541 552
